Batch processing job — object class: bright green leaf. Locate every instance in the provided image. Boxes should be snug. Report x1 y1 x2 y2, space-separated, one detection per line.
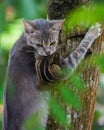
59 85 82 110
50 97 67 126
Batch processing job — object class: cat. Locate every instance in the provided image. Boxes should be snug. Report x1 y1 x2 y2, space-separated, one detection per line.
23 19 64 56
3 19 101 130
3 19 64 130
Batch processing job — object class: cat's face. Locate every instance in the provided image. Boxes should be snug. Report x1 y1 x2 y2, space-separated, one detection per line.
23 19 64 56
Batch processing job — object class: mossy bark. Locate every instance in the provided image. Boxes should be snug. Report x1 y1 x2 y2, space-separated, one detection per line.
48 0 91 19
47 0 104 130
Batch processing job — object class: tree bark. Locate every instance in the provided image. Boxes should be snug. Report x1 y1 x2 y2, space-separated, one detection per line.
48 0 91 19
47 0 104 130
70 30 104 130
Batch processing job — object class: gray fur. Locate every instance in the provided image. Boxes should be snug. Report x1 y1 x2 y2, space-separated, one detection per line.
61 23 101 78
3 33 50 130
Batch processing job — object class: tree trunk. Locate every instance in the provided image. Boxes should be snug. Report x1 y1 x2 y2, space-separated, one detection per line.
47 0 104 130
70 33 104 130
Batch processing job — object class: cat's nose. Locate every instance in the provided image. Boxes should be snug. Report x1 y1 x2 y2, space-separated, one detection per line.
45 51 50 55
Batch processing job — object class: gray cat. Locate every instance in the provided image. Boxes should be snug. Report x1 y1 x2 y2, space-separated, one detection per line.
3 19 101 130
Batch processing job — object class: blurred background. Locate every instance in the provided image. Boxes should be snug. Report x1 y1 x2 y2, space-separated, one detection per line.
0 0 49 129
0 0 104 130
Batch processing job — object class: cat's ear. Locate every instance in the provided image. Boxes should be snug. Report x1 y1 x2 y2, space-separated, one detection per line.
23 19 34 33
49 20 65 31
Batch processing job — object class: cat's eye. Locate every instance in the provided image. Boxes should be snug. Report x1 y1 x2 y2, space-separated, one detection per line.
50 42 56 46
36 44 43 48
30 30 34 34
52 28 57 31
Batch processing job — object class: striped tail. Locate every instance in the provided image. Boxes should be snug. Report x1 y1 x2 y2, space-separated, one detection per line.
35 55 62 84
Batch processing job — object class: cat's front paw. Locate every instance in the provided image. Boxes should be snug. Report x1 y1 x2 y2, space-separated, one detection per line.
88 23 102 39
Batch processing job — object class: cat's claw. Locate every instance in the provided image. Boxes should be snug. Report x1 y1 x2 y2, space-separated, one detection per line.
90 23 101 29
95 23 102 36
89 23 102 39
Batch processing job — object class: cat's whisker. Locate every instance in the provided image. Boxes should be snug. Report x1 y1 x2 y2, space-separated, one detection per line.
25 50 36 53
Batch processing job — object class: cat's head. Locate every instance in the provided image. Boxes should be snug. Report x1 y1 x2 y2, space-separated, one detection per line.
23 19 64 56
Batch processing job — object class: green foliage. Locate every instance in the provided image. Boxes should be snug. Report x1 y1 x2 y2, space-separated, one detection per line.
0 1 6 33
50 96 67 126
94 0 104 3
19 0 37 19
65 4 104 32
0 1 49 129
95 55 104 73
18 0 48 19
70 73 85 92
59 84 82 110
1 19 23 50
0 114 2 130
0 87 3 104
24 113 45 130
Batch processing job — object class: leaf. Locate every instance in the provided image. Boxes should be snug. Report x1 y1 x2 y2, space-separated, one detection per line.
24 113 45 130
50 97 67 126
65 4 104 32
71 73 85 91
94 55 104 73
59 85 82 110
